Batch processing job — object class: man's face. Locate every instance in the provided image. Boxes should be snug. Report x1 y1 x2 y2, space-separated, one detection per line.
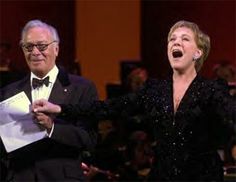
22 27 59 78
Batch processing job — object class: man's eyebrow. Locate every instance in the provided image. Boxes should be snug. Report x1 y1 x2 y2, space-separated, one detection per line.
25 41 47 44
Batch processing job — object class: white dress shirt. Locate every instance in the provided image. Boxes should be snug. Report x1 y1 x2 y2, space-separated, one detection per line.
31 65 59 137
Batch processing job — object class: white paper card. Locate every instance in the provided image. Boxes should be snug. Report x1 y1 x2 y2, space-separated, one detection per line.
0 91 47 152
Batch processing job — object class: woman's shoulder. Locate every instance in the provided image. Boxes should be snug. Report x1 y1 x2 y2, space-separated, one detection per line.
195 75 231 100
197 75 229 90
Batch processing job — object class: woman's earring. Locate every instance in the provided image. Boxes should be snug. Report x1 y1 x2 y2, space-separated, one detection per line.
193 55 199 61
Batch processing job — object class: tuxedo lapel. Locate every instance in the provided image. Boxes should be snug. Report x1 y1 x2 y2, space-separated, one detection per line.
48 79 70 104
23 82 32 103
48 68 71 105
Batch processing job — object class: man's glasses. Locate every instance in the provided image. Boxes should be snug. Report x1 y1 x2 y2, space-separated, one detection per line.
21 41 57 52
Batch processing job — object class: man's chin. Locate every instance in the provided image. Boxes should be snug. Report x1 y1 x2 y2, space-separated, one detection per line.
31 69 46 77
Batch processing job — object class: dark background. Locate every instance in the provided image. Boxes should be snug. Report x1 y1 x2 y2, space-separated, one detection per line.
0 0 235 84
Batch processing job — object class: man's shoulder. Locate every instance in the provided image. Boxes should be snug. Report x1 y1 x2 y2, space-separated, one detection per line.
0 75 29 100
2 76 28 89
57 67 95 87
68 74 95 86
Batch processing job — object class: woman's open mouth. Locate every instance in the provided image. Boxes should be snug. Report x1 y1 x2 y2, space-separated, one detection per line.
172 50 183 58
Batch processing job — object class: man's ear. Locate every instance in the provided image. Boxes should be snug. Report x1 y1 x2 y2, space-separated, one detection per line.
55 45 59 57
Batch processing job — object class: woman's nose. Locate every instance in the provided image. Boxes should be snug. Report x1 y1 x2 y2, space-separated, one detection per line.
173 38 181 45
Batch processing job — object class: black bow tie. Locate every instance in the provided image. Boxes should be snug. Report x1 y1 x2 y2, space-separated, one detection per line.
32 76 50 89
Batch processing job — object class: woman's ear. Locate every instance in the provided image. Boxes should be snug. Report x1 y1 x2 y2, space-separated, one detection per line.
193 49 203 60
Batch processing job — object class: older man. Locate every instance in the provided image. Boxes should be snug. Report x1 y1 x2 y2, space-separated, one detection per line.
0 19 98 181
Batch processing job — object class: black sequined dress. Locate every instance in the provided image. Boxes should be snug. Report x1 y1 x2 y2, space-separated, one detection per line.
59 75 236 181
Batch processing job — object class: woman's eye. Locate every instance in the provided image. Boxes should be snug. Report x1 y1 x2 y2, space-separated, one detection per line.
182 37 189 41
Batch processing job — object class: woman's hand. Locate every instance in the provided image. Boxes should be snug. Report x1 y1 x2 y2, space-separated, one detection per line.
32 99 61 114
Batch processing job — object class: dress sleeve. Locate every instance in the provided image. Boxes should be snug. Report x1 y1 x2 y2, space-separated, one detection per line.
58 88 146 122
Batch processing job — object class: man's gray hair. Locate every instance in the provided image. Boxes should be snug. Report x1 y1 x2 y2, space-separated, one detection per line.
20 20 60 44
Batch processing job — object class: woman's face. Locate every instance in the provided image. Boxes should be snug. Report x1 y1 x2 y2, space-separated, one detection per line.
167 27 202 73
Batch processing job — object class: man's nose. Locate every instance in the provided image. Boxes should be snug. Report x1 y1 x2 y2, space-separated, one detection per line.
31 46 41 54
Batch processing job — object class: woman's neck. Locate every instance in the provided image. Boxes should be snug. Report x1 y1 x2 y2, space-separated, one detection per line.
173 68 197 83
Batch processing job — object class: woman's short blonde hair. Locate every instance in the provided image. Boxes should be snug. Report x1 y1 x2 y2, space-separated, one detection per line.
168 20 210 72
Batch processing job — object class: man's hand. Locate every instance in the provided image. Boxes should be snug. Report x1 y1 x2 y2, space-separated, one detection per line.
33 112 54 133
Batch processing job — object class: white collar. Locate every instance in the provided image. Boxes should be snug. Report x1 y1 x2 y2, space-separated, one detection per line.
30 65 59 85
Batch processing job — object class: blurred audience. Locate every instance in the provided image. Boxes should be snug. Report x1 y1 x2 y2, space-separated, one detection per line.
124 67 148 93
118 131 154 181
213 61 236 181
224 137 236 182
224 137 236 167
82 119 125 181
0 42 26 88
213 61 236 96
0 42 11 72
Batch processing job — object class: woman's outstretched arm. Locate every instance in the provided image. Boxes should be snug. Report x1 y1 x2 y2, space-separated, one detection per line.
33 99 62 114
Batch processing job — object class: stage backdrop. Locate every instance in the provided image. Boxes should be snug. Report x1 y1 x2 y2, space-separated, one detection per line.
0 0 75 73
141 0 236 79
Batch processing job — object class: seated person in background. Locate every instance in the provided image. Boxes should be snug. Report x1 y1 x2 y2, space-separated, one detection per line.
118 130 154 181
224 137 236 167
123 67 153 140
0 42 11 72
213 61 236 96
124 67 149 93
85 119 125 181
223 137 236 180
213 62 236 160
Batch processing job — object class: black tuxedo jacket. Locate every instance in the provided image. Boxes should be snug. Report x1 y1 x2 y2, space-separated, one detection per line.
0 68 98 181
